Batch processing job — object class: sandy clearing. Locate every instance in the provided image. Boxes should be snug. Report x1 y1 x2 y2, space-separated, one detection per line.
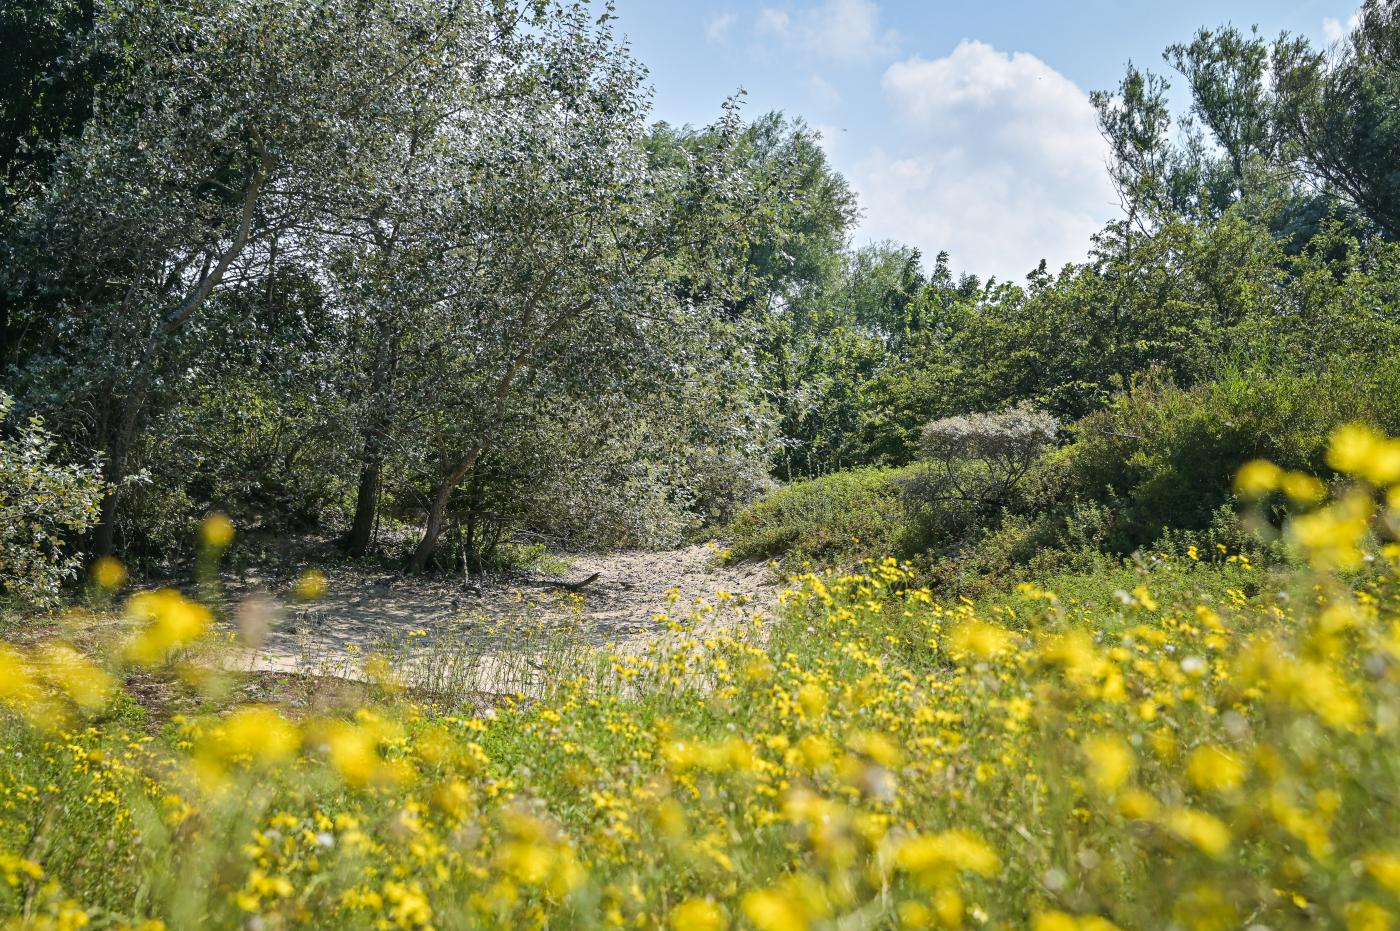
222 545 779 687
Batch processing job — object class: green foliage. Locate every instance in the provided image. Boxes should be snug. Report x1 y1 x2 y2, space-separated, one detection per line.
732 351 1400 598
1061 362 1400 553
1165 26 1278 199
1274 3 1400 238
1 0 1398 589
405 368 775 574
2 0 784 570
726 466 910 566
0 393 104 607
0 0 105 203
976 552 1263 623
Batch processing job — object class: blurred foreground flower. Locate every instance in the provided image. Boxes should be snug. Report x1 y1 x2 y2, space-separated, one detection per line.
294 569 328 601
92 556 128 591
125 588 211 665
200 513 235 550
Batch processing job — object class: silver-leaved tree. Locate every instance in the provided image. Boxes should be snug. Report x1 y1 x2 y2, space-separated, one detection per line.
7 0 519 555
313 5 766 569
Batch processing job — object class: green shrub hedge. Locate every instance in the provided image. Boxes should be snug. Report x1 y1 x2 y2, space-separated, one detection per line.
726 466 912 565
730 357 1400 589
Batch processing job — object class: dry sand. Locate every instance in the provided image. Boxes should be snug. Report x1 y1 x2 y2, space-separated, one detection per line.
223 545 779 686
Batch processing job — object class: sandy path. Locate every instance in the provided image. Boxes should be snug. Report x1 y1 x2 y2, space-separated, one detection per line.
224 545 778 686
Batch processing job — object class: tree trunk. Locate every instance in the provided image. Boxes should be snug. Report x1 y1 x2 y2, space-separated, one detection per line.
344 317 396 557
91 476 122 558
91 400 140 557
408 480 452 572
463 502 479 578
345 453 381 557
407 449 480 572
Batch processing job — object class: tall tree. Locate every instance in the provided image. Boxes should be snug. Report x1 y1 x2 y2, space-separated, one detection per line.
1165 26 1278 196
1274 3 1400 238
1091 64 1177 224
4 0 511 555
335 9 758 571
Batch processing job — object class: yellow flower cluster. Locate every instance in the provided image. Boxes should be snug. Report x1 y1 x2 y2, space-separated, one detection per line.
2 428 1400 928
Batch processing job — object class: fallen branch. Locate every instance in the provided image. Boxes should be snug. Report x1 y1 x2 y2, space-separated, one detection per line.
506 571 599 590
547 571 601 593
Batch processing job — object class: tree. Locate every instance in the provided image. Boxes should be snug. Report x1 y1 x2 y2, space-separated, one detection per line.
0 0 104 194
1165 26 1278 197
1091 64 1177 223
360 10 761 571
4 0 513 556
1274 4 1400 238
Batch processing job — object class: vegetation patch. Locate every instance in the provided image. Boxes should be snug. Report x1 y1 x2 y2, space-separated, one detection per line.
2 440 1400 928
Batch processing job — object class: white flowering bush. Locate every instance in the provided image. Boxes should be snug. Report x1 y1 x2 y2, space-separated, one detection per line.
919 403 1060 501
0 393 106 607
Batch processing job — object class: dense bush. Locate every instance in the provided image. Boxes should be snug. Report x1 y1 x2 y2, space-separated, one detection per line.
0 394 105 607
732 358 1400 593
726 466 910 565
1060 362 1400 553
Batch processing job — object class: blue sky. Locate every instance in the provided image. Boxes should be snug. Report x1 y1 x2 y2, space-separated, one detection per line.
613 0 1364 281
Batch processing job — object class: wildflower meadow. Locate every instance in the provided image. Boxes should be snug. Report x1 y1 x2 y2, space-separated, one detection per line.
3 428 1400 930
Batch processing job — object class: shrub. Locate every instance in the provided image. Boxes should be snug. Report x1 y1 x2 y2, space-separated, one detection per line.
726 466 910 564
0 394 106 607
918 402 1059 506
900 403 1060 557
1060 362 1400 553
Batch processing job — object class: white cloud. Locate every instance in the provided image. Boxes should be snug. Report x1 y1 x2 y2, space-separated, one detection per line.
757 0 897 63
808 73 842 106
810 122 844 158
846 40 1116 281
758 9 791 35
705 12 736 44
1322 13 1360 45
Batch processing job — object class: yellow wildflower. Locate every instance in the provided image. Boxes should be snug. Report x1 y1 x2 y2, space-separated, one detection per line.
1346 901 1394 931
670 897 726 931
1163 808 1232 858
895 830 1000 887
1329 424 1400 486
1033 911 1121 931
1234 460 1282 497
200 513 235 549
92 556 128 591
295 569 329 601
1082 736 1133 794
1185 745 1246 795
948 619 1013 660
1281 471 1326 504
124 589 211 665
742 888 809 931
796 683 828 717
1365 851 1400 894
